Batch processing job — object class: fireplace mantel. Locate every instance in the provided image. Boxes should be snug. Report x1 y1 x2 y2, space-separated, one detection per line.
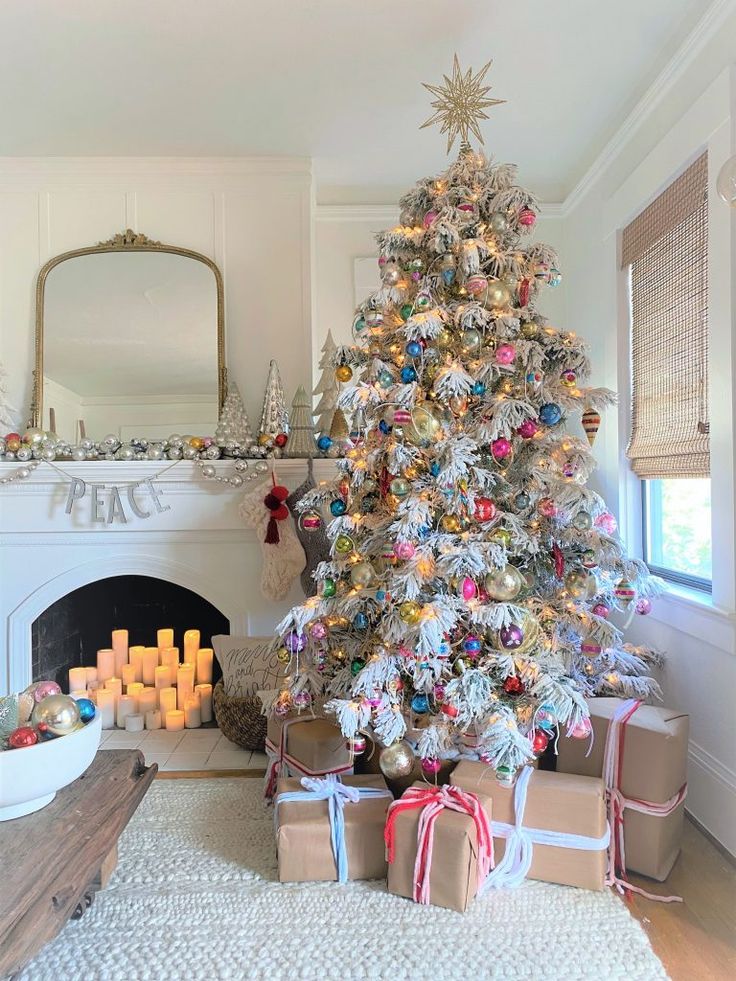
0 458 337 694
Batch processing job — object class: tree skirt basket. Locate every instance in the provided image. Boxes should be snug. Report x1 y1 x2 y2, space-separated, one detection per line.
213 681 266 751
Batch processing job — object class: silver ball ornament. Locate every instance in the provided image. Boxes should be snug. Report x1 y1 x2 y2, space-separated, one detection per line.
102 434 121 452
572 511 593 531
16 446 32 461
255 461 269 474
230 474 244 487
146 445 164 460
31 693 81 736
23 427 46 447
484 564 525 601
71 446 87 461
235 459 249 472
201 464 216 478
80 438 95 451
182 445 197 460
116 444 135 461
379 740 415 779
489 212 509 233
350 561 375 587
204 445 221 459
41 447 56 462
167 447 183 460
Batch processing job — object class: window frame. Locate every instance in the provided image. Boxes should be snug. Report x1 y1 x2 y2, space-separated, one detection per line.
640 479 713 593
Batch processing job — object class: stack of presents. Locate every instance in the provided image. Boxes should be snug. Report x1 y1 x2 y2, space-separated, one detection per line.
266 698 688 911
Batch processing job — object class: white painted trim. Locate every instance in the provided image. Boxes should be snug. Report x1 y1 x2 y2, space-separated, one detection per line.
561 0 736 214
315 205 400 224
0 157 312 179
647 586 736 656
689 738 736 795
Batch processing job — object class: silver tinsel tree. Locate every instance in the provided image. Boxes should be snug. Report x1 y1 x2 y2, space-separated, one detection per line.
285 385 317 458
259 359 289 443
215 382 255 452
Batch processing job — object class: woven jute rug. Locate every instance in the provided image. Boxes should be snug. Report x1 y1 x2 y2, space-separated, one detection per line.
20 778 667 980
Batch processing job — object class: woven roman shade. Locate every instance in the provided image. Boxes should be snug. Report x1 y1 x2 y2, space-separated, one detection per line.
624 153 709 479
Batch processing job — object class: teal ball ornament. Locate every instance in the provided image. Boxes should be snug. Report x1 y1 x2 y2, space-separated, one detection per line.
76 698 96 724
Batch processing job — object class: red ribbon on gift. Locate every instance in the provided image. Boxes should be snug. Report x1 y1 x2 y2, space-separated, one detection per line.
384 784 494 905
603 698 687 903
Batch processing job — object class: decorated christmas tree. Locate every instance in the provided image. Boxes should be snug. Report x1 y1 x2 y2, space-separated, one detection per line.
272 57 662 780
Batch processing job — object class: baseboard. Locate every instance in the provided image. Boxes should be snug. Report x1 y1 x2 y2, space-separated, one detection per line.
686 739 736 855
685 809 736 865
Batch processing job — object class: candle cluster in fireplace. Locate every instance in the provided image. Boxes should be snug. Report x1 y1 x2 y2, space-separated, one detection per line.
67 628 214 732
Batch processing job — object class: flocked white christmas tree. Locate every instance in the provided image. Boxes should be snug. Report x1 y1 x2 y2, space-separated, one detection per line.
269 57 663 782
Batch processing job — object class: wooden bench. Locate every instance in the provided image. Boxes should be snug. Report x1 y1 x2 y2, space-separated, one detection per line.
0 749 157 977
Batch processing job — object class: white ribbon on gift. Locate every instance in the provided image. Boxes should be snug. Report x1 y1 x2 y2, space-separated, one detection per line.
481 766 611 892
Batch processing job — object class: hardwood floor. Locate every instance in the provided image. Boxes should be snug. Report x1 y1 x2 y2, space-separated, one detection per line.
157 771 735 979
626 818 736 980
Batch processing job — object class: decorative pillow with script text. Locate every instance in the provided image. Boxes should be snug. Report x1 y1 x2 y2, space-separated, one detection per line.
212 636 282 697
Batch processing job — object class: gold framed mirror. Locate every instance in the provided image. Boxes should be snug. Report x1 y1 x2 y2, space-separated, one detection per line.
30 229 226 439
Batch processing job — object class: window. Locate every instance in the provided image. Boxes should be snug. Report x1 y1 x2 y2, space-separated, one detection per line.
623 153 711 590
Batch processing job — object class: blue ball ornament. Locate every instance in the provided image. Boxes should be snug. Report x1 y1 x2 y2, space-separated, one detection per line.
539 402 562 426
379 419 392 435
463 636 482 653
438 640 451 657
377 369 394 388
353 612 369 630
406 341 423 358
317 435 333 451
430 461 441 477
330 499 347 516
472 381 486 396
400 366 417 384
411 693 430 714
76 697 96 724
375 589 387 603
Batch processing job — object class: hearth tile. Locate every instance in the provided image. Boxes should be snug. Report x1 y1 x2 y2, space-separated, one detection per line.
141 752 172 769
206 750 256 769
141 731 185 749
165 752 211 771
102 732 145 749
248 751 268 769
178 730 220 749
214 733 251 752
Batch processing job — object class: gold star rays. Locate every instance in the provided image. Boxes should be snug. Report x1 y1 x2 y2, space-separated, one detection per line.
421 55 505 154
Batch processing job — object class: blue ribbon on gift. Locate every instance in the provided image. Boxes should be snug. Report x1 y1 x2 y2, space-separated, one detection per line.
275 773 392 883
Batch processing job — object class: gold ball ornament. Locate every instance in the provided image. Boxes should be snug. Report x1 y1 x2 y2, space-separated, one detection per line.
404 403 441 446
437 328 454 351
485 279 511 308
276 646 291 663
189 437 205 450
350 561 375 587
564 569 597 600
440 514 461 533
335 364 353 383
398 601 421 625
334 534 355 555
378 740 415 779
484 564 525 601
31 693 81 736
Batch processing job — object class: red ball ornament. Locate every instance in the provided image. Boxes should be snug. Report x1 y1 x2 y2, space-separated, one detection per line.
531 730 549 754
502 675 525 696
8 725 38 749
517 419 539 439
421 757 442 775
491 437 512 460
441 702 459 718
518 207 537 227
538 498 557 518
274 433 288 448
473 496 497 522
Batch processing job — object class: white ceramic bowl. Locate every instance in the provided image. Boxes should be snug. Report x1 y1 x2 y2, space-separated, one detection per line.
0 709 101 821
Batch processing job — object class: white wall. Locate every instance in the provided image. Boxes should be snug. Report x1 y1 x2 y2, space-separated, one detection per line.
0 158 313 432
564 66 736 853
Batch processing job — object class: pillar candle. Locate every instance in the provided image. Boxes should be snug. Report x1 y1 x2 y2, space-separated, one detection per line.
195 648 213 685
112 628 129 676
159 687 177 722
121 663 137 688
142 647 159 686
177 665 195 710
97 689 115 728
127 682 144 711
117 695 136 728
85 667 98 689
195 683 213 724
70 690 87 700
129 646 145 683
154 665 172 691
87 687 99 704
105 677 123 705
145 709 162 731
138 688 158 716
125 713 144 733
68 667 87 693
161 647 179 683
97 648 115 686
184 629 200 662
184 694 201 729
165 709 185 732
157 628 174 653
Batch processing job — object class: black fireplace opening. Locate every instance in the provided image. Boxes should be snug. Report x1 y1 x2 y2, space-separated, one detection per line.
32 575 229 689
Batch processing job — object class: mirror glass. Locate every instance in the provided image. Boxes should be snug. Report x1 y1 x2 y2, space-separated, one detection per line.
42 250 219 442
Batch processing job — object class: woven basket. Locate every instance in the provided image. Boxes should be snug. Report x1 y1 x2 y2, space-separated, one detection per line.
213 680 266 752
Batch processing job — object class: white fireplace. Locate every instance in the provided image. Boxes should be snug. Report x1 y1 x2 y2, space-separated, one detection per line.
0 458 335 695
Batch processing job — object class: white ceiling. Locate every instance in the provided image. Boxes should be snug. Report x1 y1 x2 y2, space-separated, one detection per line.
0 0 717 202
44 251 218 397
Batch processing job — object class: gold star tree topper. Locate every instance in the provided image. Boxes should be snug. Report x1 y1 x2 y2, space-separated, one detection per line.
421 55 505 154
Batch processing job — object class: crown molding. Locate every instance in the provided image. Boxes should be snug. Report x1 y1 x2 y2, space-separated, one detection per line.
0 156 313 183
560 0 736 216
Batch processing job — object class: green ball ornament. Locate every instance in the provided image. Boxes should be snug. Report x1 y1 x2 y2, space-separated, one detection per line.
350 659 366 676
415 292 432 311
572 511 593 531
400 303 414 321
390 477 411 498
334 534 355 555
490 528 512 548
484 564 524 601
322 578 337 598
31 694 81 736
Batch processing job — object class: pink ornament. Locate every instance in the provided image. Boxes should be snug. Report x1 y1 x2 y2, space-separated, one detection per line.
274 701 290 718
592 603 610 619
495 343 517 365
394 541 416 560
366 693 383 708
29 680 61 703
595 512 617 535
466 274 488 296
398 646 414 658
635 598 652 616
517 419 539 439
461 577 477 601
411 271 422 282
378 256 387 267
538 497 557 518
569 717 592 739
292 691 312 708
423 210 438 229
392 408 412 426
457 202 475 214
309 621 328 640
421 757 442 775
580 640 602 657
518 207 537 227
491 437 512 460
202 437 213 448
477 586 489 603
433 684 446 701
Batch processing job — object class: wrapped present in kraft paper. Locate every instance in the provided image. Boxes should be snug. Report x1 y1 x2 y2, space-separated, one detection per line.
275 773 392 883
451 761 609 891
265 714 352 799
355 733 457 798
385 783 494 913
555 698 688 882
